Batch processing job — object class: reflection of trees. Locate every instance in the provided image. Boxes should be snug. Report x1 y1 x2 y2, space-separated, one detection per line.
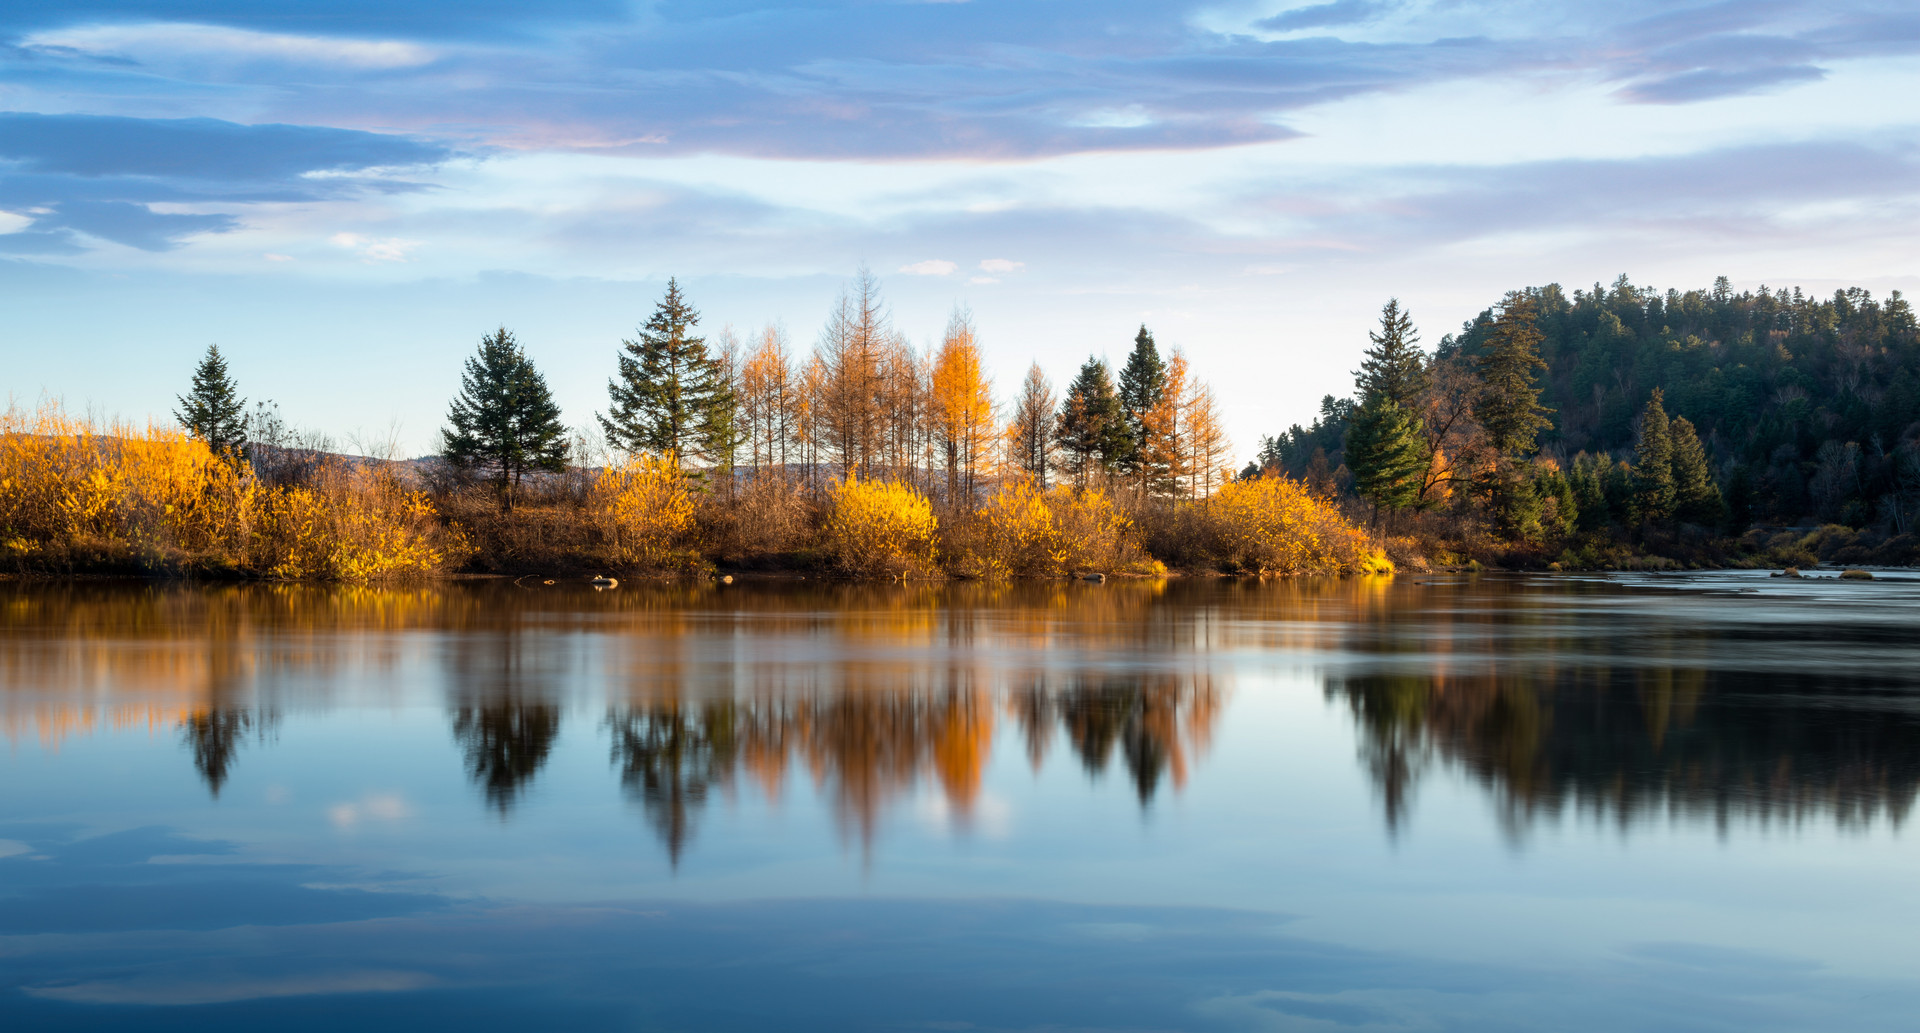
453 703 562 815
607 674 1221 864
1332 665 1920 836
179 708 274 798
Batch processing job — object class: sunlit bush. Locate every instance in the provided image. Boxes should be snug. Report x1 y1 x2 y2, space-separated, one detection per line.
588 453 697 569
1205 472 1391 576
958 479 1143 577
823 474 938 578
1 403 454 580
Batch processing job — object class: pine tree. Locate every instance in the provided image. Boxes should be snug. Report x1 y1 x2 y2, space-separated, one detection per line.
600 278 732 464
1355 299 1427 408
174 344 248 459
1116 324 1166 477
442 328 569 511
1473 294 1553 458
1670 415 1724 526
1345 396 1426 519
1052 357 1125 486
1631 388 1676 526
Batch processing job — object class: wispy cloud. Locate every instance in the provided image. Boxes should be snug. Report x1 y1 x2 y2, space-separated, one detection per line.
900 259 957 275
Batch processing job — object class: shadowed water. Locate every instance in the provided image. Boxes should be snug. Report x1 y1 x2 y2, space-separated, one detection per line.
2 573 1918 1031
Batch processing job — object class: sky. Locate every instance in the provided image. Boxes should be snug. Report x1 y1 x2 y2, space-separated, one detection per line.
3 0 1918 459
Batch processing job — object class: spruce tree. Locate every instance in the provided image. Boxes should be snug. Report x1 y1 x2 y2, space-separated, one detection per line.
1116 325 1166 475
1052 357 1126 485
1670 416 1724 526
1355 299 1427 408
1631 388 1676 526
1473 295 1553 458
1345 396 1426 520
174 344 248 459
442 328 569 511
599 278 731 463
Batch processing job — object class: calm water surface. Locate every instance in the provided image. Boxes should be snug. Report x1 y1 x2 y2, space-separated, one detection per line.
2 573 1918 1031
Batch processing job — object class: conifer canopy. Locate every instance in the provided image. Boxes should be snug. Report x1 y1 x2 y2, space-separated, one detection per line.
442 327 569 510
174 344 248 459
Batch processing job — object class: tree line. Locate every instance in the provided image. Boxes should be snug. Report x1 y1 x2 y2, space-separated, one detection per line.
176 269 1233 511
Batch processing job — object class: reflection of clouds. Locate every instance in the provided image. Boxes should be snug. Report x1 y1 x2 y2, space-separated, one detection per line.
327 793 415 829
915 788 1013 839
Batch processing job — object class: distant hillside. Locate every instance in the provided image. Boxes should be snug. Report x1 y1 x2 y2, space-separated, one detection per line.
1262 276 1920 531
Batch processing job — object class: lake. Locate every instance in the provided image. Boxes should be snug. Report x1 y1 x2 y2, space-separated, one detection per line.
2 573 1917 1031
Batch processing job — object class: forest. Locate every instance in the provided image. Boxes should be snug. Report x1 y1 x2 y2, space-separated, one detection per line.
1 271 1382 581
1257 276 1920 568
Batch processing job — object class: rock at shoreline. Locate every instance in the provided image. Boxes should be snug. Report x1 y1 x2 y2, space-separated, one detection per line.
1840 569 1874 580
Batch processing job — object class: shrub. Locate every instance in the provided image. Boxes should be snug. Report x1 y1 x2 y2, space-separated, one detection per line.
1204 473 1390 576
957 479 1142 577
823 475 938 578
588 454 697 569
697 471 821 566
252 465 453 580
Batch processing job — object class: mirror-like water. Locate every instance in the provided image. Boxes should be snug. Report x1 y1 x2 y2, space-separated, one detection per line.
3 573 1918 1031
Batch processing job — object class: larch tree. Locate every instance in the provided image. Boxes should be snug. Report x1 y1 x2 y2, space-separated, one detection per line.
817 270 891 480
174 344 248 460
599 278 733 466
1137 349 1189 497
1183 377 1230 500
1355 299 1428 408
1006 362 1057 487
442 327 569 511
1117 324 1166 483
739 325 796 473
930 310 996 503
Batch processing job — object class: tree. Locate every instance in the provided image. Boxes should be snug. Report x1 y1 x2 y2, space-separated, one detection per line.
1473 294 1553 458
1355 299 1427 408
739 324 797 474
1053 357 1126 486
1670 415 1723 526
1006 363 1057 487
816 269 892 480
1631 388 1676 527
930 310 996 503
1183 376 1231 500
1345 395 1427 522
1116 324 1166 480
442 327 570 510
1136 349 1189 497
174 344 248 459
600 278 733 465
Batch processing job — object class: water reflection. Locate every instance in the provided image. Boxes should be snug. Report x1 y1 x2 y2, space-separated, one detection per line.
5 575 1920 847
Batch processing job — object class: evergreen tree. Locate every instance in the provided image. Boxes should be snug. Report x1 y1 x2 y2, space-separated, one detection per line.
1116 324 1166 475
1670 416 1724 526
442 328 569 511
1631 389 1676 526
1473 295 1553 458
1052 357 1126 485
600 278 732 463
173 344 248 459
1345 396 1426 520
1355 299 1427 407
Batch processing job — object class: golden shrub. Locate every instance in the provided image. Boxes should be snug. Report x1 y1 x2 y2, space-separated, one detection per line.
588 454 697 568
823 474 938 578
962 479 1141 577
1207 473 1391 576
2 403 453 580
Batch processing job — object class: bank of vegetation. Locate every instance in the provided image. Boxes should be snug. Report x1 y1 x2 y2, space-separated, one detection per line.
1254 277 1920 569
4 272 1385 581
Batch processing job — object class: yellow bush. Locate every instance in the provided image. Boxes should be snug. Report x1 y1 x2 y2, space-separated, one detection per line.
2 403 453 581
963 479 1141 577
824 474 938 578
1208 473 1390 576
588 454 697 568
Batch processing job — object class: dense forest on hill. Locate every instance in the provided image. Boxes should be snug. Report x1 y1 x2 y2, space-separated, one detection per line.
1258 277 1920 565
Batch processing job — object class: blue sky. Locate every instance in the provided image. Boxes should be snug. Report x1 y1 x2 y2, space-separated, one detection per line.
3 0 1918 457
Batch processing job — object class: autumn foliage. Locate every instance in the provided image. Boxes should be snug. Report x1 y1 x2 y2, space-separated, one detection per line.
1203 472 1391 576
2 403 454 579
957 479 1146 578
823 475 939 577
587 453 697 568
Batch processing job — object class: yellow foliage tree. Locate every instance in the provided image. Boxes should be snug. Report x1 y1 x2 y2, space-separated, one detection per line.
930 310 996 504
